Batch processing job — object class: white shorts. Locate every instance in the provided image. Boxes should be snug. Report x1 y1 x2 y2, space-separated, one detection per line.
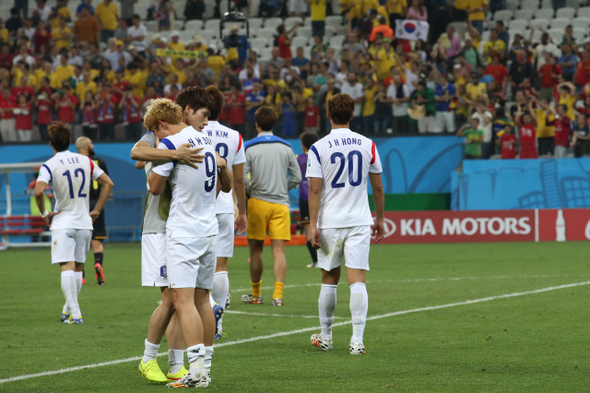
317 226 371 272
141 232 168 287
51 229 92 264
216 213 235 258
166 234 217 289
289 0 308 13
434 111 455 133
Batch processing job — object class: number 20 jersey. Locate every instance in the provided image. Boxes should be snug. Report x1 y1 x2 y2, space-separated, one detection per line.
37 150 105 230
306 128 382 230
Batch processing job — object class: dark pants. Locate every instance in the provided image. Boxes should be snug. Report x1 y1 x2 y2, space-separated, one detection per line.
125 122 142 140
245 119 257 139
83 125 97 140
101 30 115 44
429 7 448 45
454 8 468 21
552 0 565 12
295 111 305 135
538 137 555 156
311 21 325 37
389 13 402 29
98 123 115 140
393 115 409 133
362 115 374 135
489 0 506 13
14 0 28 17
38 124 49 141
374 114 391 134
230 123 245 136
350 117 362 133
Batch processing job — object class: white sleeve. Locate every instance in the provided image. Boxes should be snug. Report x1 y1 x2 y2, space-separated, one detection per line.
369 141 383 174
306 144 323 178
37 163 52 184
234 133 246 165
152 139 175 177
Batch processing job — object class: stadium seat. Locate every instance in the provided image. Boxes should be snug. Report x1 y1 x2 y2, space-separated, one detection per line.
508 19 528 32
521 0 539 10
325 26 336 37
551 17 570 30
329 35 344 48
285 16 303 29
566 0 581 9
529 18 549 29
448 22 466 37
326 15 343 28
185 20 204 31
573 27 586 40
264 17 284 30
302 18 312 27
200 30 216 42
250 37 269 50
577 6 590 18
179 30 194 42
146 20 158 32
493 10 513 23
540 0 553 8
548 28 564 42
534 8 554 20
514 9 534 20
253 27 275 40
259 46 273 61
204 19 221 34
481 30 491 45
297 26 312 39
291 36 309 48
556 7 576 19
506 0 519 13
247 18 264 31
572 17 590 29
249 0 260 16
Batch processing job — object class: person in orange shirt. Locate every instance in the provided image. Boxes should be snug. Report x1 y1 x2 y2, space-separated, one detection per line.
369 17 394 42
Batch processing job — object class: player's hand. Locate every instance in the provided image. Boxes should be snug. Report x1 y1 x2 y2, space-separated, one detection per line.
89 210 101 222
176 144 205 169
310 225 321 249
216 152 227 169
44 211 60 226
235 213 247 236
371 220 385 243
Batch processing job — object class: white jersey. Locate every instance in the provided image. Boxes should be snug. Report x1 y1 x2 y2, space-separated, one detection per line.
153 126 219 238
306 128 382 229
37 150 104 230
202 121 246 214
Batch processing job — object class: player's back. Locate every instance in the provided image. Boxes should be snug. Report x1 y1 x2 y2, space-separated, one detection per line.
41 150 97 230
202 121 245 214
308 128 382 229
161 126 219 238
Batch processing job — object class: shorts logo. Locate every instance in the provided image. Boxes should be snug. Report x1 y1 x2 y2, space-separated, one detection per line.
160 266 167 278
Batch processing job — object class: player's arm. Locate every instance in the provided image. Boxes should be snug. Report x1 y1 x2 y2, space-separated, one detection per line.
148 171 168 196
308 177 322 249
216 153 233 194
243 152 251 197
34 180 59 226
369 172 385 243
130 140 205 169
90 173 114 222
232 162 247 235
287 150 302 190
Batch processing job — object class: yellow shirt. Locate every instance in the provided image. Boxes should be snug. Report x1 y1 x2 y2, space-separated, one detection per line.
377 6 390 25
467 0 487 21
377 49 397 80
51 7 71 29
535 108 555 138
350 0 379 19
226 48 239 62
455 0 468 10
297 87 314 112
126 71 147 98
466 81 486 100
76 81 98 99
169 42 186 51
208 56 226 77
387 0 407 14
35 69 49 88
339 0 355 13
265 93 282 115
363 86 377 116
52 65 74 88
90 69 100 81
483 39 506 64
0 28 8 43
53 27 72 50
310 0 327 22
95 1 118 31
106 70 115 84
169 65 188 85
264 78 287 91
558 95 576 120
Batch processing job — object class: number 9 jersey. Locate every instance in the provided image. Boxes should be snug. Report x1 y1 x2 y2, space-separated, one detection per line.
305 128 382 230
37 151 105 230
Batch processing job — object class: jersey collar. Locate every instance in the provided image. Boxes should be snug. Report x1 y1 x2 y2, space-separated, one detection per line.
330 128 350 134
258 131 273 136
208 121 219 126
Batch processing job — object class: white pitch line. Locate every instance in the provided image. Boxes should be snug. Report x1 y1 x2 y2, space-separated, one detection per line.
1 280 589 385
224 310 344 319
230 274 583 293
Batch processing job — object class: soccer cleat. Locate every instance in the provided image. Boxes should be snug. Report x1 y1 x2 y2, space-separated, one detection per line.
138 359 170 384
311 333 333 351
95 263 105 285
306 262 317 268
166 370 209 388
60 312 70 322
63 316 84 325
166 366 188 381
225 292 231 309
349 341 366 355
241 293 263 304
272 298 283 306
206 370 211 384
214 332 227 340
212 302 224 338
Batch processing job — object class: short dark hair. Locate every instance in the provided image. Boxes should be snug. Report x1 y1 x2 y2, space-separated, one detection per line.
48 121 71 152
175 86 215 114
255 107 277 131
204 85 224 121
327 94 354 125
300 131 318 150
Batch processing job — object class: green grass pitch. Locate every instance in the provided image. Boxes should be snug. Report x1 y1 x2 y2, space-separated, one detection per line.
1 241 589 392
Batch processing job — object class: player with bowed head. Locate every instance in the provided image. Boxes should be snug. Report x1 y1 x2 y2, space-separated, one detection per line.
306 93 385 354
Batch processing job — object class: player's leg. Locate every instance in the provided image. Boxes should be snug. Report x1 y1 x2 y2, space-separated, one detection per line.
299 199 318 268
268 202 291 306
165 311 187 381
211 213 233 336
243 198 268 304
343 226 371 355
91 207 107 285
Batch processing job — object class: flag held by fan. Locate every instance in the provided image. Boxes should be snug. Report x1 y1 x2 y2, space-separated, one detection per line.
395 20 429 41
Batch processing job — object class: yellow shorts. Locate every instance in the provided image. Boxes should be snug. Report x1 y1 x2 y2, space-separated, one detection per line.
247 198 291 241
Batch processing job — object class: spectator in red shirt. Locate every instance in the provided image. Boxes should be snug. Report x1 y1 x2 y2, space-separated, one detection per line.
53 84 78 124
0 87 17 141
276 24 298 60
227 84 246 135
34 20 52 54
119 87 143 140
547 104 572 158
36 80 53 141
80 90 98 139
539 52 562 102
575 50 590 90
515 102 538 159
0 44 15 70
485 54 508 95
12 75 35 102
14 94 33 142
304 96 319 132
498 123 517 159
96 82 117 140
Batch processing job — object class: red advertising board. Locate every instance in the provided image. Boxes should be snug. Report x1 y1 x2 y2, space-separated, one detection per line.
373 209 590 244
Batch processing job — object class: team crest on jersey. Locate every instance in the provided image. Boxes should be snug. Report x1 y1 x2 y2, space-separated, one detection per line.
160 265 167 278
307 157 311 169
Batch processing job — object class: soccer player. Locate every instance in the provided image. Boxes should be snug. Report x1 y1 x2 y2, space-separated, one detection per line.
131 98 208 384
34 121 114 324
197 86 247 339
298 131 319 268
241 107 301 306
75 136 109 285
306 93 385 354
149 97 232 388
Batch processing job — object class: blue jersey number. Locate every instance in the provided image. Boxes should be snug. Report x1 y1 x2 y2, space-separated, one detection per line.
330 150 362 189
216 143 228 160
204 152 216 192
63 169 87 199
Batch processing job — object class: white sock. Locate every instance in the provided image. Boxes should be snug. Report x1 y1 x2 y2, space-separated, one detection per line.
211 271 229 333
187 344 206 373
74 271 83 297
61 271 81 318
349 282 368 345
62 301 68 315
318 284 337 339
168 349 184 374
204 346 214 370
142 339 160 363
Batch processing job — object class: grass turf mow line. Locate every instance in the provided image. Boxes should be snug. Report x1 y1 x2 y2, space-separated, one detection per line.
224 310 346 319
1 280 588 385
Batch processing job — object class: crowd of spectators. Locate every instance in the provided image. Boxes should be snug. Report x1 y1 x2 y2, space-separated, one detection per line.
1 0 590 159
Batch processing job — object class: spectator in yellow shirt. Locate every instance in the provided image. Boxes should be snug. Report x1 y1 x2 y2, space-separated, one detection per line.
387 0 407 26
306 0 326 37
52 17 72 50
168 31 185 51
466 72 486 100
363 78 378 133
76 71 98 100
169 58 188 85
125 63 147 98
96 0 119 43
483 29 505 64
49 0 71 30
207 47 226 77
466 0 487 35
51 55 75 89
